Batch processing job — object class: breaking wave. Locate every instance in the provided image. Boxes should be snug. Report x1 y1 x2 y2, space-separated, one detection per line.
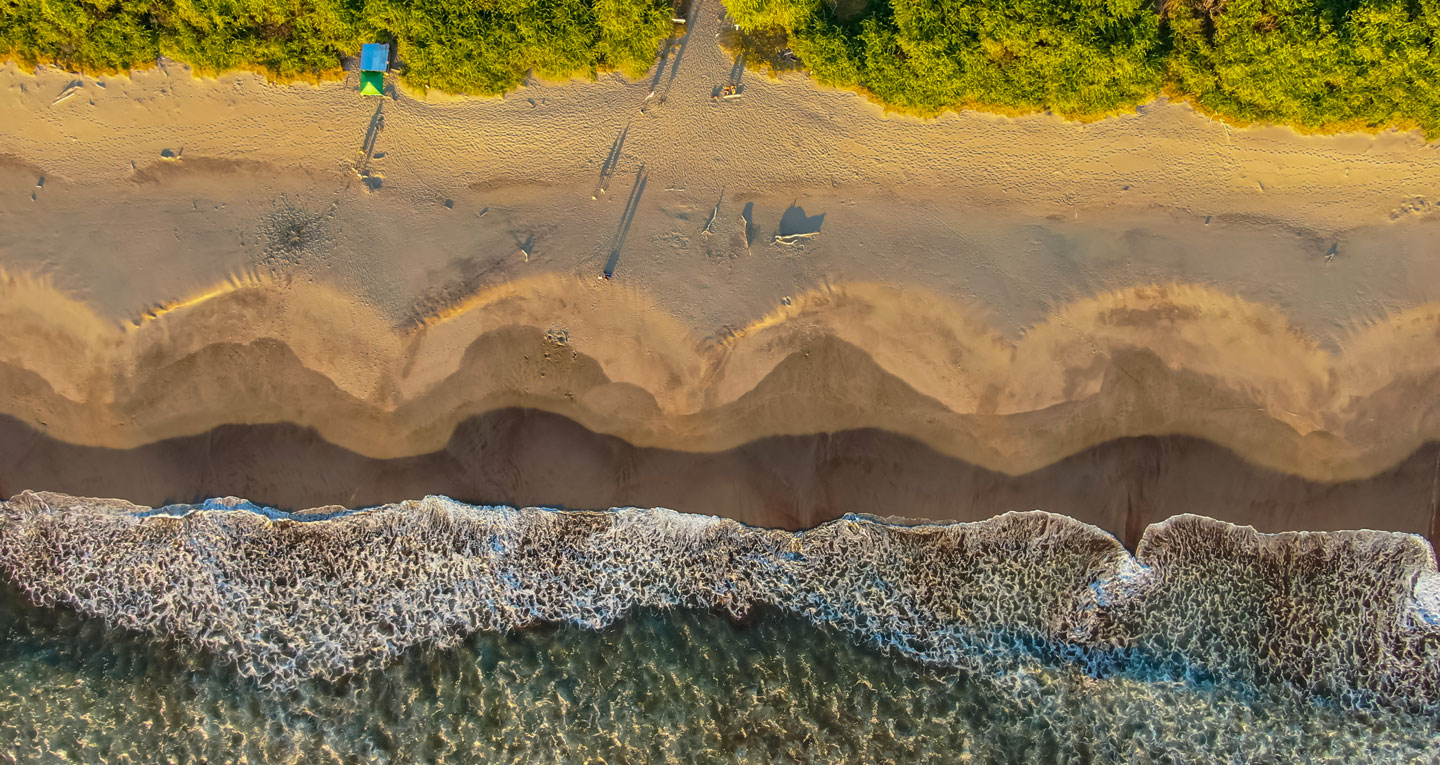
1 492 1437 715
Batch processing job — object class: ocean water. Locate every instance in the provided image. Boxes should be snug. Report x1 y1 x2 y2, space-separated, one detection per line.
1 494 1438 763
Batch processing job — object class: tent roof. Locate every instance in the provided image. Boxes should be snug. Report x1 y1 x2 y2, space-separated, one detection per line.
359 71 384 96
360 43 389 72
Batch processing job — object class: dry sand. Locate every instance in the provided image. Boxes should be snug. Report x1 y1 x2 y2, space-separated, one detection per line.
3 7 1440 537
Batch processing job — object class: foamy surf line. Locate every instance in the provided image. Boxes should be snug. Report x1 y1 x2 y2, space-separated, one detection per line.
2 492 1438 712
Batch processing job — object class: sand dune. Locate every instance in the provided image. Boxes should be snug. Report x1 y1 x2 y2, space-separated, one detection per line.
5 272 1440 486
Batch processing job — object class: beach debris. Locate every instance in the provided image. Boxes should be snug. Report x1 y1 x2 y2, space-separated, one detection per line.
701 189 723 236
714 51 747 102
776 202 825 245
1325 243 1338 262
51 80 82 106
774 231 819 245
545 328 570 346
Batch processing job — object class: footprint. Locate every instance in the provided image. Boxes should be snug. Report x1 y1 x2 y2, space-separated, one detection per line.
1388 196 1431 221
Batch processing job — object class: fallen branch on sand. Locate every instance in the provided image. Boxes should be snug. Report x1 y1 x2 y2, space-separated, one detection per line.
774 231 819 245
702 190 723 235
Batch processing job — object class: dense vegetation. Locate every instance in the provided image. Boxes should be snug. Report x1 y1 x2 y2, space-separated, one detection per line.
3 0 1440 134
0 0 672 93
728 0 1440 134
727 0 1165 119
1166 0 1440 135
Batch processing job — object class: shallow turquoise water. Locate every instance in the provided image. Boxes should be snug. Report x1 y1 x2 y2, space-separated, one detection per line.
2 587 1437 764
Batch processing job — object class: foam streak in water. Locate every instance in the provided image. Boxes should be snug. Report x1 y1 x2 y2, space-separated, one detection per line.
0 492 1437 713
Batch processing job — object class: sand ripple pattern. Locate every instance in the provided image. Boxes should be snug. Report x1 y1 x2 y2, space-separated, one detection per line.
1 492 1436 715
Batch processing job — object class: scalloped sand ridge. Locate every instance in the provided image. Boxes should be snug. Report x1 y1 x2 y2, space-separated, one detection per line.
6 272 1440 485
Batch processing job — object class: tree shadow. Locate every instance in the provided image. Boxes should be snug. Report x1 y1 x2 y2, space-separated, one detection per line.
778 202 825 236
661 0 702 99
595 122 630 196
741 202 757 245
605 168 648 278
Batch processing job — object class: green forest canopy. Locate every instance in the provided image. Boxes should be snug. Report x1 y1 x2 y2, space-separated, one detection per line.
3 0 1439 135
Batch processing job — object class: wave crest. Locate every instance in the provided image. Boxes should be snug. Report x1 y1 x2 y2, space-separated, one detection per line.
1 492 1437 712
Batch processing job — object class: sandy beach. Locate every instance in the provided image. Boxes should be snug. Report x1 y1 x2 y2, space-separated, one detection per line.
4 7 1440 542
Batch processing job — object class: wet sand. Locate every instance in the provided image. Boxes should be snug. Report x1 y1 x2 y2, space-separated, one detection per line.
2 411 1435 548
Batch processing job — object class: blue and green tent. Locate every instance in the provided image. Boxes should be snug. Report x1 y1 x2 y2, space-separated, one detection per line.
359 43 389 95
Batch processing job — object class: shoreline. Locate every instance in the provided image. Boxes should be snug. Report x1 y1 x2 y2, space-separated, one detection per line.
4 410 1436 548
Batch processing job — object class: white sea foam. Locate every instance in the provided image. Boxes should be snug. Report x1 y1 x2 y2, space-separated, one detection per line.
1 492 1437 712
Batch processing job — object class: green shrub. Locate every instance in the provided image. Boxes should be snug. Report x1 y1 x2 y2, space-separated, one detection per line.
726 0 823 30
1166 0 1440 136
785 17 860 86
5 0 1440 135
727 0 1167 119
594 0 675 78
162 0 361 78
0 0 160 72
0 0 671 94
